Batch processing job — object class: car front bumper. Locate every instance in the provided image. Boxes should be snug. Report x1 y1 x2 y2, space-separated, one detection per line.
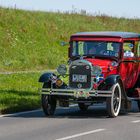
39 88 113 98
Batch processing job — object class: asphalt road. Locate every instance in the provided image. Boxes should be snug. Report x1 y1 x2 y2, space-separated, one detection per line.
0 102 140 140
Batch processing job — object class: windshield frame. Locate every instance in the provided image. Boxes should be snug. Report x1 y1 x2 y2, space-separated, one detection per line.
70 40 122 60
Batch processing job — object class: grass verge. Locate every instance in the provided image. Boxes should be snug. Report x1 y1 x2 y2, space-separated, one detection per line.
0 73 42 114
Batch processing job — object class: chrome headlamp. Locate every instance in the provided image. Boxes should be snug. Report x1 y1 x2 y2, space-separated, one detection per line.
56 79 63 87
57 64 67 76
92 66 102 76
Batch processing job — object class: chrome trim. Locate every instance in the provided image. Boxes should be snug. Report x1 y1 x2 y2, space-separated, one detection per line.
39 88 112 98
69 59 93 90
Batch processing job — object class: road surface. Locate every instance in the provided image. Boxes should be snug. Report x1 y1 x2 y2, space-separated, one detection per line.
0 102 140 140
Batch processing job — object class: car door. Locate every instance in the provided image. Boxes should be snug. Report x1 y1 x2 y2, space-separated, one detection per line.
119 40 136 89
133 41 140 85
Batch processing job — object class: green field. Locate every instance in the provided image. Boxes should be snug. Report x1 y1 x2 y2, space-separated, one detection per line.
0 73 42 114
1 8 140 72
0 7 140 114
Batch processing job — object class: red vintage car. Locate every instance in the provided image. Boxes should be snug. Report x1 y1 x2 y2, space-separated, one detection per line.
39 31 140 117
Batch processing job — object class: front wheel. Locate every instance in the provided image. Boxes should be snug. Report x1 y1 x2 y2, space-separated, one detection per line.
41 95 56 116
106 83 122 117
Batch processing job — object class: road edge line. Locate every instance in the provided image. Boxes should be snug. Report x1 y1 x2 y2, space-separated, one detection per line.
0 104 78 117
0 109 42 117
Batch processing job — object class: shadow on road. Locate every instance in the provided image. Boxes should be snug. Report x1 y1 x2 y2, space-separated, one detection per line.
3 102 140 119
55 106 109 119
3 105 109 119
3 107 138 119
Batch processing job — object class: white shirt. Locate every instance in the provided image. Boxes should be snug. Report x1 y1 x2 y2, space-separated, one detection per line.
124 51 134 57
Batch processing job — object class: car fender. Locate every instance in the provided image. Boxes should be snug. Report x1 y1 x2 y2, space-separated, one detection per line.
39 72 55 83
104 75 121 86
104 75 127 99
39 73 67 89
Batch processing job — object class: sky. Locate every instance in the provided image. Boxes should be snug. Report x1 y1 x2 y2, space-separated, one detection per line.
0 0 140 19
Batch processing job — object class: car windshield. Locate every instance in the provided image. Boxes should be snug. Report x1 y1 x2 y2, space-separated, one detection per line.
71 41 121 58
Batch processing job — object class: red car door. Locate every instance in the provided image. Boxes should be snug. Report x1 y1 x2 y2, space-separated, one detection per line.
119 41 136 89
133 41 140 85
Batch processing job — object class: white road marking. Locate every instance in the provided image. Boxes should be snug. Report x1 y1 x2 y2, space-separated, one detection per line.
131 120 140 123
56 129 105 140
0 109 41 117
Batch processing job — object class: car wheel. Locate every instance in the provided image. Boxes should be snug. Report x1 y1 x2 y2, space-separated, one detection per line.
78 103 89 111
41 83 56 116
106 83 122 117
41 95 56 116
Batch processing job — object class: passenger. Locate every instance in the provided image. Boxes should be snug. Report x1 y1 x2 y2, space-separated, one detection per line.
124 50 134 57
123 43 134 57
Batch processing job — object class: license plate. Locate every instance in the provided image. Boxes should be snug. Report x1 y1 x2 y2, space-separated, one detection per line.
72 74 87 82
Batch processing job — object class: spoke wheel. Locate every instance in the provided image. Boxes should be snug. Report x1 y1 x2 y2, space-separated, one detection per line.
41 95 56 116
41 83 56 116
107 83 122 117
78 103 89 111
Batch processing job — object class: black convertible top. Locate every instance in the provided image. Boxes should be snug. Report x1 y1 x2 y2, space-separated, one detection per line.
72 31 140 38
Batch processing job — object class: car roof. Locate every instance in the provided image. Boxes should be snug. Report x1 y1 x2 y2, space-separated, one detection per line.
72 31 140 38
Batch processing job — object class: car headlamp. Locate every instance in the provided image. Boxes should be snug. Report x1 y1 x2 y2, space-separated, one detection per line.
92 66 102 76
57 64 67 76
56 79 63 87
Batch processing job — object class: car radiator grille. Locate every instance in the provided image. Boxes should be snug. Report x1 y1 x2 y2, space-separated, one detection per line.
69 63 91 89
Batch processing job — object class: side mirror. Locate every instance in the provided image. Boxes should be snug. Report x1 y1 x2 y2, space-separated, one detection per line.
60 41 69 46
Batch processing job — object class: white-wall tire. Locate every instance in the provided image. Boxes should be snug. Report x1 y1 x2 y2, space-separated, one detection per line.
106 83 122 117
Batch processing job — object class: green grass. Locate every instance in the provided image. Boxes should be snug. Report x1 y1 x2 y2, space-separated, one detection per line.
0 8 140 72
0 73 42 114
